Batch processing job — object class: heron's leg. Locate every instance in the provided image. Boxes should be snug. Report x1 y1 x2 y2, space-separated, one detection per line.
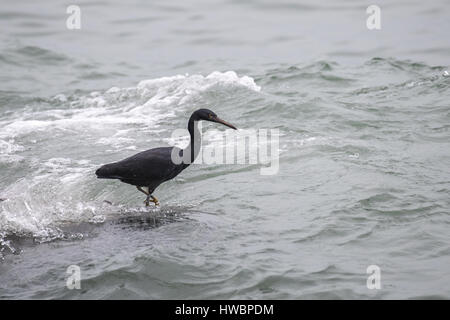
137 186 151 206
144 194 151 207
137 186 149 195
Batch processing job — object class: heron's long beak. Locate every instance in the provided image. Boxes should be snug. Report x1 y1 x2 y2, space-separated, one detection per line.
213 117 237 130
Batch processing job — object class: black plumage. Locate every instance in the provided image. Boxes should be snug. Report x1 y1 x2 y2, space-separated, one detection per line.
95 109 237 206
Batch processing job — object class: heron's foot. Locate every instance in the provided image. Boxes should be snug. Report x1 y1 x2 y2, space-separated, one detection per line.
144 195 160 207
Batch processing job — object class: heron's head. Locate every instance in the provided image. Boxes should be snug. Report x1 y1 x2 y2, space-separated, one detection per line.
194 108 237 130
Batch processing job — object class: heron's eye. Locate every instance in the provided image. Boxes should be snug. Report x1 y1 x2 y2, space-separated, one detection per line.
208 114 213 119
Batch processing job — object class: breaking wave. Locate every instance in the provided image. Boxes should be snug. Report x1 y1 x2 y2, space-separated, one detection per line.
0 71 262 251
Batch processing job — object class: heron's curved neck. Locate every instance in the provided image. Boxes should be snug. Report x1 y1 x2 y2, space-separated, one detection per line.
185 116 202 164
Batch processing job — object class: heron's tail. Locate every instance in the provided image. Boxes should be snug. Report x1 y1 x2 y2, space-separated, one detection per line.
95 164 120 179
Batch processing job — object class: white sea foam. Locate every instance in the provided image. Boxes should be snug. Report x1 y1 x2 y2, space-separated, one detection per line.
0 71 260 154
0 163 106 241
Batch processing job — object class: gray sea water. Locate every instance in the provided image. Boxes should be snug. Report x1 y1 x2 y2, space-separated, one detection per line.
1 0 449 299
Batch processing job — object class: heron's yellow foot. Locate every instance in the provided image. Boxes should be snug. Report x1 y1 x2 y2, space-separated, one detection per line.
150 195 160 206
144 195 159 206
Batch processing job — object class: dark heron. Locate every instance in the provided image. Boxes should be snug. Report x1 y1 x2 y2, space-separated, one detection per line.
95 109 237 206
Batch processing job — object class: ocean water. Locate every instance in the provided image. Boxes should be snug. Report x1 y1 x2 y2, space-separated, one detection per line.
0 0 449 299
